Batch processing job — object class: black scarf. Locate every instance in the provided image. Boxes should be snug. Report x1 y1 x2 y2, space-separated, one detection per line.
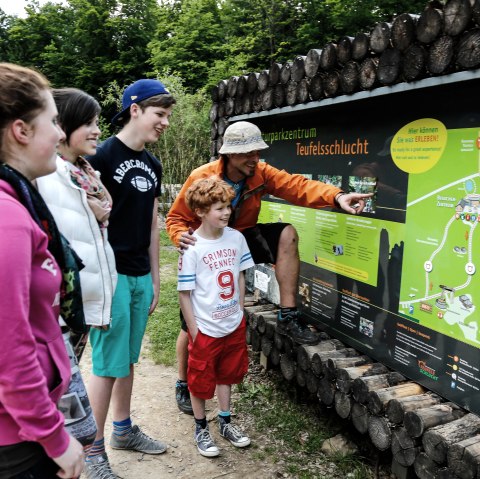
0 163 87 333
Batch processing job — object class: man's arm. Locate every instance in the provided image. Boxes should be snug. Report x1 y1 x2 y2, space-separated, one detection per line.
148 198 160 314
179 291 198 340
262 163 372 214
334 191 374 215
165 176 198 247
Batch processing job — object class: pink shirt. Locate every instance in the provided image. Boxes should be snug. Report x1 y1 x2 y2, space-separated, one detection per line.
0 180 71 458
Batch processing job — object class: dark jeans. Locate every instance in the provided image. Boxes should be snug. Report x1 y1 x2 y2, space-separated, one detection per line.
0 442 59 479
8 456 59 479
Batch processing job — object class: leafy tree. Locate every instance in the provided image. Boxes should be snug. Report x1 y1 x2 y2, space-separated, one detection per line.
149 0 224 92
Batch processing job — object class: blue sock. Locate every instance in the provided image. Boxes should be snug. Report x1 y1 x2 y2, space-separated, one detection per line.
218 410 231 424
113 417 132 438
87 438 105 460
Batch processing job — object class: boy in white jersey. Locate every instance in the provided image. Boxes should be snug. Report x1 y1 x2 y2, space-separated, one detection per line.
177 176 255 458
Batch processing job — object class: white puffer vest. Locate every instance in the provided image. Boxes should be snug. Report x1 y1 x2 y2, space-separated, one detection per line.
37 157 117 326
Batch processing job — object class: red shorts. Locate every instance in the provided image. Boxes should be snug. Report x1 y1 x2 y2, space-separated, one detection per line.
187 318 248 400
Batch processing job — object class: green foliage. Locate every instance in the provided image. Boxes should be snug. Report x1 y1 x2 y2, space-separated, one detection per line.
146 230 179 366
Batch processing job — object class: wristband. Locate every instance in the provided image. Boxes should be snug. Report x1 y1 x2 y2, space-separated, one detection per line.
334 192 345 208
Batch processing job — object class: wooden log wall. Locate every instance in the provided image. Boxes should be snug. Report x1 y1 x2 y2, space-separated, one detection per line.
209 0 480 159
244 299 480 478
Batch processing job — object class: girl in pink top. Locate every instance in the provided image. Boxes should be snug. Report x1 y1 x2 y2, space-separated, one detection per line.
0 63 84 479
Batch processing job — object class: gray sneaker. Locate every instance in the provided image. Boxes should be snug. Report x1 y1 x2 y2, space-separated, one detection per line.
110 425 167 454
219 422 251 448
194 427 220 457
84 453 117 479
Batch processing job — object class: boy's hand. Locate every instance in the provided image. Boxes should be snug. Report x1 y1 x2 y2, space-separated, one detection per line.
178 227 196 254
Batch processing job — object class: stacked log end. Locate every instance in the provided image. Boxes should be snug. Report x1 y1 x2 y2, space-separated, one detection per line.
244 299 480 479
210 0 480 157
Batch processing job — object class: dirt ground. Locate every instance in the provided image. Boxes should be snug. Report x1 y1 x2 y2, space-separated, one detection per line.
80 344 276 479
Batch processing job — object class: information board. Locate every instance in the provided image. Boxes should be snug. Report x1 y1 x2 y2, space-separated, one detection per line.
253 77 480 414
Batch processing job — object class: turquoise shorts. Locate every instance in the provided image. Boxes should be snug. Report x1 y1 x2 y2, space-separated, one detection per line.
90 273 153 378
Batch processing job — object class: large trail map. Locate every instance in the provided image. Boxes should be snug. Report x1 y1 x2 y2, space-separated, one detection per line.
397 124 480 349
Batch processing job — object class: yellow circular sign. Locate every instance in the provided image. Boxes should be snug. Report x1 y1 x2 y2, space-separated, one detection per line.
390 119 447 173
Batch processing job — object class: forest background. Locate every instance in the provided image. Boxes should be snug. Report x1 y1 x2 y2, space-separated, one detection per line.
0 0 428 190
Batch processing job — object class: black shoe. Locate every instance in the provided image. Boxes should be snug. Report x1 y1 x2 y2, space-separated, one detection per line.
175 381 193 415
277 311 319 345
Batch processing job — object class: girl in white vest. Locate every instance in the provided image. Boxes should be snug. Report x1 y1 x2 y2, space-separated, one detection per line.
36 88 117 470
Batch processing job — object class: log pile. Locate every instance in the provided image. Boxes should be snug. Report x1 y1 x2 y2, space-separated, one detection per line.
209 0 480 158
244 300 480 478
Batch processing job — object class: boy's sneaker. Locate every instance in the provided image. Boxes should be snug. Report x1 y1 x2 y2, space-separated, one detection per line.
110 425 167 454
84 453 117 479
194 427 220 457
175 381 193 415
219 422 251 448
276 310 319 345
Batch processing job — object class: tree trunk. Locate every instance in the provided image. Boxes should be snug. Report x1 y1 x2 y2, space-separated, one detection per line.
270 346 281 366
359 57 378 89
444 0 472 36
273 83 285 108
402 43 427 80
257 70 270 92
416 4 444 44
352 371 400 404
227 76 238 98
311 347 358 378
250 328 261 352
326 355 371 380
261 86 274 111
368 382 425 415
216 79 228 101
428 35 455 74
306 369 320 394
255 310 277 334
422 414 480 464
296 78 309 103
217 117 229 136
317 377 335 406
392 427 422 467
320 42 337 71
386 393 443 425
225 97 234 116
298 344 323 371
336 363 391 394
305 48 322 78
308 74 323 100
252 90 263 112
261 336 273 357
291 55 306 82
296 366 306 388
351 402 370 434
236 75 247 98
456 28 480 68
334 391 353 419
352 32 370 61
217 101 225 118
368 415 392 451
280 353 296 381
415 451 443 479
285 80 298 106
473 0 480 26
280 61 292 84
246 72 258 94
405 403 467 438
323 70 341 97
370 22 392 53
392 13 419 51
273 330 284 351
377 48 402 85
234 96 243 115
447 434 480 479
337 36 354 65
269 62 281 86
210 122 217 140
209 103 218 122
340 60 359 93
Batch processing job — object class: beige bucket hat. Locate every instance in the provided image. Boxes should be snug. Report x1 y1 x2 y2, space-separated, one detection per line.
219 121 269 154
